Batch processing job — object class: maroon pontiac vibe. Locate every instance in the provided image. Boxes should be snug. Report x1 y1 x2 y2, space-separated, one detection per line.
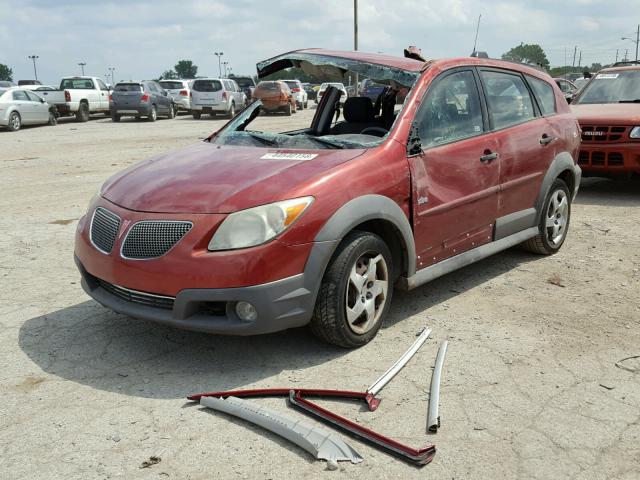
74 49 581 347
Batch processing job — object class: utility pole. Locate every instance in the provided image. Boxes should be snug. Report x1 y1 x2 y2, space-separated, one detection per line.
108 67 115 85
28 55 39 81
616 49 619 63
572 46 577 67
222 61 229 77
353 0 358 95
621 25 639 62
214 52 224 77
578 50 582 68
625 49 629 62
78 62 86 75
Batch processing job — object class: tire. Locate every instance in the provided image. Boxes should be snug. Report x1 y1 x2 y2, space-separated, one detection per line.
304 100 308 109
148 105 157 122
193 111 201 120
75 102 89 122
522 179 571 255
310 231 394 348
111 114 120 122
227 102 235 119
7 111 21 131
285 103 292 116
48 112 57 126
167 104 175 119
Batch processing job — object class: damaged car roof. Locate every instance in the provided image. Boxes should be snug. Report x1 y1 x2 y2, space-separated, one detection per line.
256 48 429 87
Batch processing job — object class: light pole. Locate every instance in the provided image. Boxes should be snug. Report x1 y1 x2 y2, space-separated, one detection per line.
214 52 224 77
28 55 39 81
78 62 86 75
108 67 115 85
621 24 640 61
222 61 229 77
353 0 358 94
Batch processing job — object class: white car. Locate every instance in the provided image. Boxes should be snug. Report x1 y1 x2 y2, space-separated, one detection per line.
283 79 308 109
0 87 57 131
316 82 348 105
190 78 246 119
159 79 191 112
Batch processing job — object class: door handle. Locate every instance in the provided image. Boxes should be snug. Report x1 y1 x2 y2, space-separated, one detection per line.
540 134 555 145
480 151 499 163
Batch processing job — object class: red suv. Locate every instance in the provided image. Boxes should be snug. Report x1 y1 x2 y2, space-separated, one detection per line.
74 49 581 347
570 63 640 176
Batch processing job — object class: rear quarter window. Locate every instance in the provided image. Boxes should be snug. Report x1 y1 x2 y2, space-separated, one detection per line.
193 80 222 92
527 76 556 116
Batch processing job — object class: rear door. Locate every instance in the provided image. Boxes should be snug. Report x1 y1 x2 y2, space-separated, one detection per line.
192 79 223 107
12 90 34 122
408 68 500 268
478 69 553 231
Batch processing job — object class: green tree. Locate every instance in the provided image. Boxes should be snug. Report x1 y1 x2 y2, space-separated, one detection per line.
174 60 198 79
158 69 178 80
0 63 13 81
502 43 550 70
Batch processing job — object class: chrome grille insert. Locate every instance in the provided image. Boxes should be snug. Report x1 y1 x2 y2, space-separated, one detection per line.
98 279 175 309
90 207 121 254
121 220 192 259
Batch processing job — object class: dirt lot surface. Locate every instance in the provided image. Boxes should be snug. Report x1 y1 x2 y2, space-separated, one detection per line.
1 110 639 479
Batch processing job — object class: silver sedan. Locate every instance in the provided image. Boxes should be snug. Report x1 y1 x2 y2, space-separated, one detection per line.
0 88 57 131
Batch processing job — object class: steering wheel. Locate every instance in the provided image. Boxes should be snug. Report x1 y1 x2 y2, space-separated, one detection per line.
360 126 388 137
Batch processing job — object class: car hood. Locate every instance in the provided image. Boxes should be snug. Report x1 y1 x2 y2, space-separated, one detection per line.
101 141 366 214
570 103 640 125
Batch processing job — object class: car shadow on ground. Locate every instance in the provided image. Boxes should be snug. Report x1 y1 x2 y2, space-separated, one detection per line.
18 246 538 401
575 177 640 207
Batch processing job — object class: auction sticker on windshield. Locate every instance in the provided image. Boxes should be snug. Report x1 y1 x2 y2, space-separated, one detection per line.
261 152 318 160
596 73 619 79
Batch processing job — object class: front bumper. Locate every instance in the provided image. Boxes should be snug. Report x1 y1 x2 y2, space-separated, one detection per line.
578 143 640 174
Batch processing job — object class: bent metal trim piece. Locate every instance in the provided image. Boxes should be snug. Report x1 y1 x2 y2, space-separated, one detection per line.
199 395 363 467
427 341 448 433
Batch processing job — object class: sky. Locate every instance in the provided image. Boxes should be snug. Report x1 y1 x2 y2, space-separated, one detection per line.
1 0 639 85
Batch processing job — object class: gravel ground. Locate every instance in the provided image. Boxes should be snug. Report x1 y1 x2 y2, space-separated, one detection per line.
1 110 639 479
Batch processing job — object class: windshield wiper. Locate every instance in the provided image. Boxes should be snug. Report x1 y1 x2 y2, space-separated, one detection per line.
619 99 640 103
303 134 345 149
245 131 280 146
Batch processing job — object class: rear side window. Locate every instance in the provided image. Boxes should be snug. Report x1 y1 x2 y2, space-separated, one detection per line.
193 80 222 92
481 70 535 130
527 76 556 116
60 79 95 89
115 83 142 92
13 90 29 101
414 70 484 148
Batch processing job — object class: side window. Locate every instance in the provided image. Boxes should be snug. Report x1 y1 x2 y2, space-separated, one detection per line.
97 79 109 91
13 90 29 101
25 91 42 102
528 76 556 116
415 70 484 148
481 70 535 129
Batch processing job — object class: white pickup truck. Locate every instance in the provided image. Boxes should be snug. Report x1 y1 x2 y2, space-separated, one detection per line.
41 76 111 122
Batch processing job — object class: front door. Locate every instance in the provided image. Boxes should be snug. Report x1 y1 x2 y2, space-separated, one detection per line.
408 68 500 270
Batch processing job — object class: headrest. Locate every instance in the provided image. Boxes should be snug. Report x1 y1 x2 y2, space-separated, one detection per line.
343 97 374 123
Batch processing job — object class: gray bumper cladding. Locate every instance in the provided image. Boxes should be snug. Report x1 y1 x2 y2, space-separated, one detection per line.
199 396 363 467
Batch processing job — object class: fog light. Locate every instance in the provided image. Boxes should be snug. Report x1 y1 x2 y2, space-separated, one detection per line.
235 301 257 322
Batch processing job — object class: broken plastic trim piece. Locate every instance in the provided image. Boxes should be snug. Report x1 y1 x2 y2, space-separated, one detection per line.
366 328 432 399
427 341 448 433
289 390 436 466
200 395 363 467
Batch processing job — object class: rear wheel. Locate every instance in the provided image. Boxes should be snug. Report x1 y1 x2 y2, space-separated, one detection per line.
285 103 292 116
7 111 21 131
167 104 175 119
304 100 308 108
111 114 121 122
75 102 89 122
148 105 157 122
227 102 235 118
310 231 393 348
193 111 201 119
523 179 571 255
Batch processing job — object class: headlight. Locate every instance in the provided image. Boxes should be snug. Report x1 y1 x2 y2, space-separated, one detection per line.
630 126 640 139
208 196 314 250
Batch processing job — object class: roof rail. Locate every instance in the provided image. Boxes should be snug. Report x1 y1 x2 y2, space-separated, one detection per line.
612 60 640 67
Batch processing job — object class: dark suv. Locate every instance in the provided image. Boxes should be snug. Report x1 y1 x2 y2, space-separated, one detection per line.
75 50 581 347
110 81 175 122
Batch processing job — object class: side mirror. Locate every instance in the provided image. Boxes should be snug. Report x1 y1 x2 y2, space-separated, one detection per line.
40 98 45 103
408 127 423 155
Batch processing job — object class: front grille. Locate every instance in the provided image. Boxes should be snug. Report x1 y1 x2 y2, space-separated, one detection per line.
581 125 630 143
121 220 192 259
98 279 175 309
90 207 121 253
578 150 625 168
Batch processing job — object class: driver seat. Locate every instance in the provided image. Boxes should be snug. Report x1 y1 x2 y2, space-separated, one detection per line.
329 97 378 135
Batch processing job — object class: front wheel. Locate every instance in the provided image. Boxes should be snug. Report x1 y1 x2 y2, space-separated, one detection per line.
111 114 120 122
48 112 57 126
310 231 393 348
522 179 571 255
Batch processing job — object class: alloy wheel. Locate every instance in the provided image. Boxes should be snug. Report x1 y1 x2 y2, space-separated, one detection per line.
545 189 569 246
345 253 389 334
